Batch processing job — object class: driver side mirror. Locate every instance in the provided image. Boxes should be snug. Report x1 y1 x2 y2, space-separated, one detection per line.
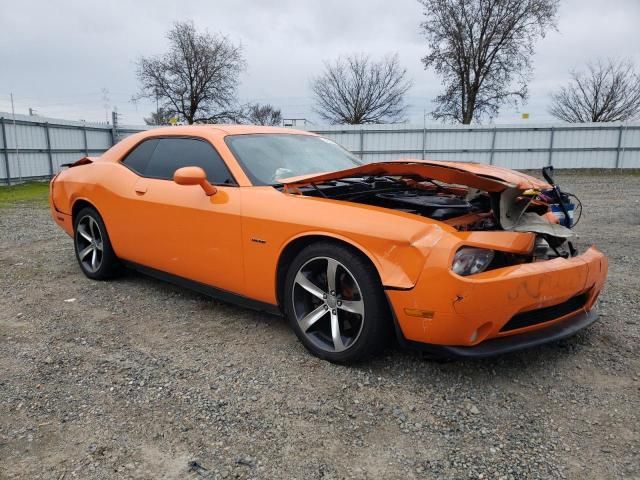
173 166 217 196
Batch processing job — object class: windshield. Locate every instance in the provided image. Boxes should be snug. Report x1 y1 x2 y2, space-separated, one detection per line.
225 134 362 186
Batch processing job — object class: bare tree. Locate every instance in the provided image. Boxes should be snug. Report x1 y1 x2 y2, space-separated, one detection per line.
311 54 412 124
549 59 640 123
136 21 245 124
242 103 283 126
144 107 175 126
419 0 559 124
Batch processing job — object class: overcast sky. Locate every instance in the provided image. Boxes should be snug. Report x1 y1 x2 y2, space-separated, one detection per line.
1 0 638 126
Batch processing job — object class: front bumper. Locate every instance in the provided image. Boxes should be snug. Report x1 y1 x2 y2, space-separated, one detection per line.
406 309 598 358
387 246 607 354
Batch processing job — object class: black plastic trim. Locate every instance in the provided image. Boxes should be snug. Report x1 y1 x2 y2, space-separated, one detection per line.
385 290 598 359
500 293 588 332
433 310 598 358
123 261 282 316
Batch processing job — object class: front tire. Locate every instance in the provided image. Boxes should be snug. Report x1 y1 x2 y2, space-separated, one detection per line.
73 206 121 280
284 242 390 363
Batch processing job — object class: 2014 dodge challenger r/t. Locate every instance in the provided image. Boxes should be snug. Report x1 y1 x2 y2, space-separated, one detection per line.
49 125 608 363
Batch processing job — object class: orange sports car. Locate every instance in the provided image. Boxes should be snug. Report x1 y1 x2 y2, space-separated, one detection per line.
49 125 607 363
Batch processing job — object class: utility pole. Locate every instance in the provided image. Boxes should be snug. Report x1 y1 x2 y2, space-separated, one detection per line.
111 109 119 145
10 93 22 182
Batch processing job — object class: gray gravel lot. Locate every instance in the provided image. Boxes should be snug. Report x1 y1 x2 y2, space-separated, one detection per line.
0 172 639 479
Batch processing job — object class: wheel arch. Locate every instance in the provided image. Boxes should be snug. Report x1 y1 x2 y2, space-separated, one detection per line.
71 198 100 227
275 233 385 310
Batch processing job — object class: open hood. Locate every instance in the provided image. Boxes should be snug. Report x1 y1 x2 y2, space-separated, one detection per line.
280 159 574 241
279 159 550 193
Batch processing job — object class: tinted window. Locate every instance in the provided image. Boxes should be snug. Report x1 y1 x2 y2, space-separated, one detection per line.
145 138 235 184
121 138 159 174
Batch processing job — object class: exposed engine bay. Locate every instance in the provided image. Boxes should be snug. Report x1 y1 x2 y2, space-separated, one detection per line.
281 164 582 262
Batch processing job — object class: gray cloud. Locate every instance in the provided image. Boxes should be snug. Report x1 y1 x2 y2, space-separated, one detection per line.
1 0 638 125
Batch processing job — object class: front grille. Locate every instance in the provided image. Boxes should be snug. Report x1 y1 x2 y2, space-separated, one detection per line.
500 293 588 332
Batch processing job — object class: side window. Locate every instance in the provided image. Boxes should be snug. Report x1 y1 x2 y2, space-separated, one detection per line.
144 138 235 185
121 139 159 174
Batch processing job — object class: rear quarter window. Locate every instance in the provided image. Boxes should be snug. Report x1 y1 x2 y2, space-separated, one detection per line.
121 139 159 175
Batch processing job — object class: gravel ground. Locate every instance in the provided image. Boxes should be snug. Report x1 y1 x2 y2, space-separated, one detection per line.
0 172 638 480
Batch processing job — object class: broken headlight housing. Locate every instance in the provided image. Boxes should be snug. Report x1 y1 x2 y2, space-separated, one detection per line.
533 236 552 261
533 235 576 261
451 247 495 276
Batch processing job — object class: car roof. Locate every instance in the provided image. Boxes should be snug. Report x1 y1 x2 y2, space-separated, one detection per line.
139 124 313 137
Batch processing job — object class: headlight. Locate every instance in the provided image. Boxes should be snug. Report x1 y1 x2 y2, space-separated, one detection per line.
451 247 495 276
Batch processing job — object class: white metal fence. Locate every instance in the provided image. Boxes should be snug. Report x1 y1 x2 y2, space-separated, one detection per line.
312 123 640 169
1 112 638 184
0 113 141 184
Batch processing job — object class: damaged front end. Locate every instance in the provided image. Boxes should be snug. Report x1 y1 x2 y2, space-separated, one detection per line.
281 159 606 354
280 160 581 264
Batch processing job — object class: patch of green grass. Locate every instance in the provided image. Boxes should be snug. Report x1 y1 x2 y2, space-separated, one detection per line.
0 181 50 206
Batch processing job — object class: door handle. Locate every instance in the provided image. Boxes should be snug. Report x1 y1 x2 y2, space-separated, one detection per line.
135 185 148 195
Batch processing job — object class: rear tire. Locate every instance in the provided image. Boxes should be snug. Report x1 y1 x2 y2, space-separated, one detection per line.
73 206 121 280
284 242 390 364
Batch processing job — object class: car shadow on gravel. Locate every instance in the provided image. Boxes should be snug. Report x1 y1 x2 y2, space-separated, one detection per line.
352 322 605 389
117 267 293 329
120 264 596 380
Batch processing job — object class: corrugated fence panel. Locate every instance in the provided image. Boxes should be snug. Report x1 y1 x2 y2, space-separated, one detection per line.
621 127 640 149
620 150 640 168
2 115 640 184
425 129 493 151
553 151 617 168
427 151 493 164
50 126 84 150
4 123 47 149
494 128 549 150
308 123 640 169
554 127 619 149
86 130 112 150
365 130 423 152
619 127 640 168
7 152 49 178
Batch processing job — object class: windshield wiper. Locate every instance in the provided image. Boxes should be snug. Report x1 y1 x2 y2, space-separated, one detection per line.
309 182 328 198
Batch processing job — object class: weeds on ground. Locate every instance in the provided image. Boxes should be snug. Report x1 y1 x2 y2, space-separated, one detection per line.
0 181 49 207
